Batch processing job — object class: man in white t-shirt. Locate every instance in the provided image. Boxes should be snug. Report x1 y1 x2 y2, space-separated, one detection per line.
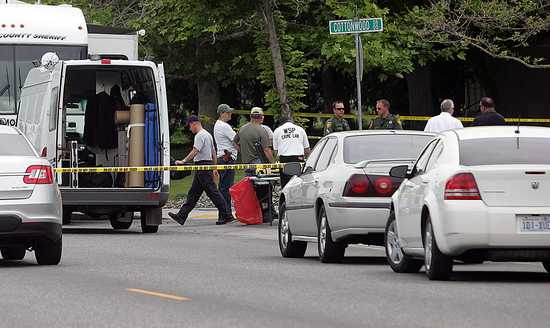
213 104 238 224
424 99 464 133
273 117 311 188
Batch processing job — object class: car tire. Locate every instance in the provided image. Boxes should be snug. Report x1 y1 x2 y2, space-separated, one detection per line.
424 217 453 280
1 246 26 260
278 201 307 258
542 262 550 273
110 212 133 230
35 238 62 265
141 207 160 234
317 205 345 263
63 209 72 225
385 211 423 273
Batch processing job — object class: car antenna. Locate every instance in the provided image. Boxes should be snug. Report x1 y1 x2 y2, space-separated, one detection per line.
515 114 520 149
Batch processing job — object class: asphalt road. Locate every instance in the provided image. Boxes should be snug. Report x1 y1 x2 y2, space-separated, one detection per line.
1 209 550 328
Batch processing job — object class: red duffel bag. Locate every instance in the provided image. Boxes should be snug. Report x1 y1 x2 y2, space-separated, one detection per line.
229 177 262 225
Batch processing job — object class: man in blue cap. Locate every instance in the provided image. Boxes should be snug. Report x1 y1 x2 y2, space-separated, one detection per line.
168 115 234 225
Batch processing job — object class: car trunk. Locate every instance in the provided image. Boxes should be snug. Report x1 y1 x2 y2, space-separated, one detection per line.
0 157 35 200
472 166 550 207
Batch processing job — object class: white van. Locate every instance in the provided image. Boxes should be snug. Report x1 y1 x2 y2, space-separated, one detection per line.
17 55 170 233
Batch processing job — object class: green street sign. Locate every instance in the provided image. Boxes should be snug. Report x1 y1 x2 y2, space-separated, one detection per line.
329 18 383 35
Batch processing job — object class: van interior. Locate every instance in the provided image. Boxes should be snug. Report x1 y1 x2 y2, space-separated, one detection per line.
60 65 161 189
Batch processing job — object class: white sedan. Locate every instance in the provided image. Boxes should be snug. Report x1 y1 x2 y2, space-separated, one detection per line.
0 125 62 265
386 126 550 280
279 130 434 262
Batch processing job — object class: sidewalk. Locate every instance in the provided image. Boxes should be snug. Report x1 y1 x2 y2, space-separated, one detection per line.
161 207 278 241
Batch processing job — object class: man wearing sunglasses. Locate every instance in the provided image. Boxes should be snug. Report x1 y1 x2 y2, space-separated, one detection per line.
368 99 402 130
324 100 351 135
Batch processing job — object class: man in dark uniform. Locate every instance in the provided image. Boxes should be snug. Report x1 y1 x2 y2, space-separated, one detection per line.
472 97 505 126
324 101 351 135
368 99 403 130
168 115 234 226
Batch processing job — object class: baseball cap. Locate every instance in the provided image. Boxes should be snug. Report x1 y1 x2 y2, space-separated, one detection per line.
250 107 264 115
186 115 200 125
217 104 233 114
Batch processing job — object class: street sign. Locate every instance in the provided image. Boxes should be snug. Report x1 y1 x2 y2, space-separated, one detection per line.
329 18 383 35
329 17 384 130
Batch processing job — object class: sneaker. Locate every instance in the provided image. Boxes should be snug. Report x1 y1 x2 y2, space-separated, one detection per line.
224 216 236 224
168 212 187 226
215 220 227 225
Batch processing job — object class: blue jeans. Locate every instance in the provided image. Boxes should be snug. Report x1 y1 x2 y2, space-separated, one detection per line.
218 157 235 220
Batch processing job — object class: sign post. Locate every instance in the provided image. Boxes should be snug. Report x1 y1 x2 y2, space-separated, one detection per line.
329 18 383 130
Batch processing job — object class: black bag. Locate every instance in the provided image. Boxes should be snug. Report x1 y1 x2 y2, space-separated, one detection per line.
79 172 113 188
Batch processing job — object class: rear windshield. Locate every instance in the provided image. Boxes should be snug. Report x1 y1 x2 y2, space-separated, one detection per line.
460 137 550 165
0 134 35 156
344 134 433 164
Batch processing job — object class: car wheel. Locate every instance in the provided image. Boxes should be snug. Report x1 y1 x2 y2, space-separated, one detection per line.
542 262 550 273
1 246 26 260
62 209 72 225
110 212 133 230
424 217 453 280
317 205 345 263
141 207 160 233
385 211 423 273
278 201 307 258
35 238 62 265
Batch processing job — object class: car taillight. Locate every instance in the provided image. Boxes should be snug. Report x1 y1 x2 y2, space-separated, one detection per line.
374 177 393 196
23 165 53 184
343 174 399 197
101 59 111 64
343 174 370 196
444 173 481 200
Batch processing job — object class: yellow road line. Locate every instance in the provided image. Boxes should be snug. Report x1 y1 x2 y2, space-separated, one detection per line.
191 214 218 219
127 288 191 301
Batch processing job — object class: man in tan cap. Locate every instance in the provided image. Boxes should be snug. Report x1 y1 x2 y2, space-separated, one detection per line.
234 107 275 223
234 107 273 173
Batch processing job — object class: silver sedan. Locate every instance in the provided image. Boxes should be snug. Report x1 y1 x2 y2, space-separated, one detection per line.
0 125 62 265
279 130 434 262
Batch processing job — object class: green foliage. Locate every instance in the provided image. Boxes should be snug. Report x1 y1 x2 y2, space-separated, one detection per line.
254 10 313 116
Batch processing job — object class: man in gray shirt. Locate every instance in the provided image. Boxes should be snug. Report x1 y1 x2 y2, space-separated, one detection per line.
168 115 234 225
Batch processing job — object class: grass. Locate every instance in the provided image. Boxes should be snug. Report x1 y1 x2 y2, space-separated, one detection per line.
169 171 246 200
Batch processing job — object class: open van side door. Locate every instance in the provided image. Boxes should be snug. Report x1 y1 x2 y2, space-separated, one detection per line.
17 62 63 170
157 63 171 189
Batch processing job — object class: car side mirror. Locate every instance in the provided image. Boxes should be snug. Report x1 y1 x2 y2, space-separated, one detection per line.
303 165 314 175
390 165 409 179
282 162 302 176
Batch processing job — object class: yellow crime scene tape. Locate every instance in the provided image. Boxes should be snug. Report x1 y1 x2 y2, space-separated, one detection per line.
54 163 284 174
232 109 550 123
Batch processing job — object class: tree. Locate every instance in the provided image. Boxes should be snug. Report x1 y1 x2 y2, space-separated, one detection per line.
256 0 290 119
412 0 550 68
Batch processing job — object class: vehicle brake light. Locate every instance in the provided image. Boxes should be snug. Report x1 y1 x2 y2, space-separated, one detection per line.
343 174 399 197
40 147 47 157
101 59 111 64
444 173 481 200
343 174 369 197
374 177 394 196
23 165 53 185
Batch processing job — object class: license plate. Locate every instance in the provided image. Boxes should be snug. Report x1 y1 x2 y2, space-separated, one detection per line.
517 215 550 233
